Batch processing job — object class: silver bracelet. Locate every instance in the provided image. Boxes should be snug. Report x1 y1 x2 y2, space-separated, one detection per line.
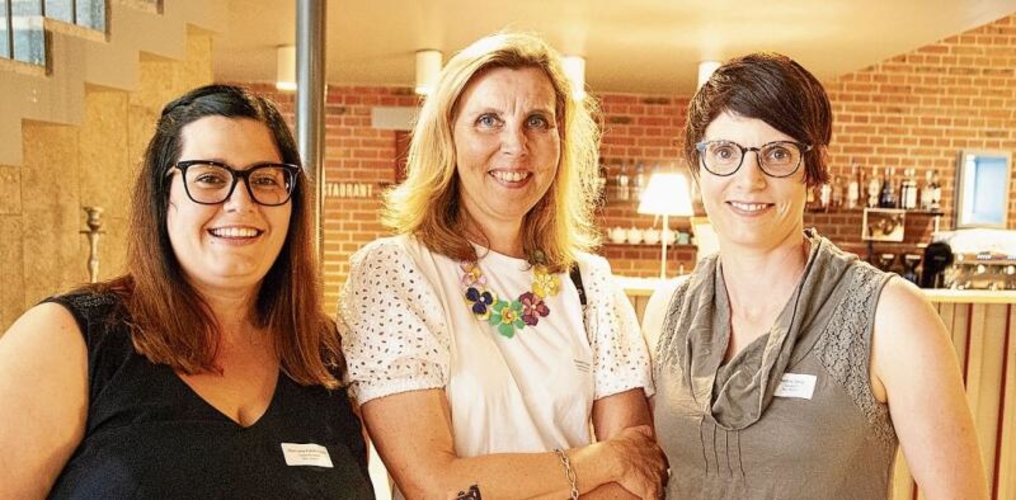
553 448 579 499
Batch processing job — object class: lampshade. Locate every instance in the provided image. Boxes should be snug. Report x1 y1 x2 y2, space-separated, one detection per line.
561 55 586 101
638 173 694 216
415 49 442 95
697 60 721 89
276 45 297 91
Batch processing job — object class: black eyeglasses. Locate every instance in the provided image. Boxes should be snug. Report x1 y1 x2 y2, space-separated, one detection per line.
173 160 300 206
695 140 812 178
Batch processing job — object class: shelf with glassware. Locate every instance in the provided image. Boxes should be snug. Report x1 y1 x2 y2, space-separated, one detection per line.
807 163 945 216
595 162 700 278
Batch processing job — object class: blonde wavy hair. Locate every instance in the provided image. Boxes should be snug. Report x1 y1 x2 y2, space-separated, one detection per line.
382 32 602 273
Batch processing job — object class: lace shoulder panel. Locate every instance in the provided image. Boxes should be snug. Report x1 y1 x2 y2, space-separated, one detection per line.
337 236 451 404
652 277 692 382
575 253 654 399
814 261 897 448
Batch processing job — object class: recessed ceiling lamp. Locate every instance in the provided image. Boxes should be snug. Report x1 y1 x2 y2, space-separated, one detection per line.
276 45 297 91
561 55 586 101
697 60 721 89
415 49 443 96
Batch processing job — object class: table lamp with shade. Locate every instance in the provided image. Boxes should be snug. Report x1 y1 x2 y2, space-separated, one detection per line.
637 172 695 279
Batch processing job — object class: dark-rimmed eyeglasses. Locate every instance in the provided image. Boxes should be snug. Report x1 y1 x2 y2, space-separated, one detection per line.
173 160 300 206
695 140 812 178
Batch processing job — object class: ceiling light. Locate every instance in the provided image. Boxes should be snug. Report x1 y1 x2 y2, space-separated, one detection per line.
697 60 721 89
562 55 586 101
276 45 297 91
415 49 442 96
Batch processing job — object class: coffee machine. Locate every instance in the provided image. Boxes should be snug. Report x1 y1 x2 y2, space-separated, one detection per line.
929 229 1016 290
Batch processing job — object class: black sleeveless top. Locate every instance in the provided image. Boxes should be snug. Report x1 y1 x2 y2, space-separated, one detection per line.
46 291 375 499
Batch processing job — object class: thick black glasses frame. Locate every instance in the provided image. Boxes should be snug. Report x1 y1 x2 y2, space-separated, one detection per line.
174 160 301 206
695 140 813 178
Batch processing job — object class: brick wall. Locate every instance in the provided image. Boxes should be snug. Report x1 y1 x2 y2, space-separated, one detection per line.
252 12 1016 314
817 14 1016 261
251 85 419 314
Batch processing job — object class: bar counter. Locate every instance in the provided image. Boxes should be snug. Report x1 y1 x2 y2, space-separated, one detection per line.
620 277 1015 498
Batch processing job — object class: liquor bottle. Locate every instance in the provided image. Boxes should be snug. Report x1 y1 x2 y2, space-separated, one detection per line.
818 182 832 212
633 162 647 201
900 168 918 210
928 169 942 211
919 170 934 211
867 166 881 208
846 164 860 210
595 158 609 205
831 175 844 211
878 167 897 209
616 160 630 201
806 184 817 210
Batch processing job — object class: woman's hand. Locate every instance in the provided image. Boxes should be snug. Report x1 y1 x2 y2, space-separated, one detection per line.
604 425 669 499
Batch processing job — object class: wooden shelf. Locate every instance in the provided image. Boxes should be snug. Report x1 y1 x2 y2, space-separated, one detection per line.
806 207 945 216
602 242 696 249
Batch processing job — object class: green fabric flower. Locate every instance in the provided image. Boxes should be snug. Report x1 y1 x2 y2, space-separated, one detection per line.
489 299 525 338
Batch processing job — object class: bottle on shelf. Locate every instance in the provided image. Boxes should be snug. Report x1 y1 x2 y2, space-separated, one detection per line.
819 181 832 212
928 169 942 211
633 161 647 201
830 174 844 211
616 160 631 201
919 170 934 211
878 167 897 209
595 158 609 205
900 168 918 210
867 165 881 208
806 184 817 210
846 163 860 210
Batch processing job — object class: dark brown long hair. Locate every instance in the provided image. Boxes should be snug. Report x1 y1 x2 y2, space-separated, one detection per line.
104 84 341 388
684 52 832 187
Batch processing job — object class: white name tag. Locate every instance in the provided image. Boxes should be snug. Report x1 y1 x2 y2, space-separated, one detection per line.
774 373 817 400
281 443 334 468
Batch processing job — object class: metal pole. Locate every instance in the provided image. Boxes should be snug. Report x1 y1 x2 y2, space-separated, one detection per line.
295 0 326 268
5 0 14 59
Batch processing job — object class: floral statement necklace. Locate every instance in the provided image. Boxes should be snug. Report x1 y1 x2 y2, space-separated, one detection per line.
460 261 561 338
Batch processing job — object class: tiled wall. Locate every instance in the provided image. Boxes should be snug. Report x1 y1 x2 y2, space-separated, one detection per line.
0 33 214 332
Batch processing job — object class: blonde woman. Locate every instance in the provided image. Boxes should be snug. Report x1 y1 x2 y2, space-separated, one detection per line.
339 33 667 499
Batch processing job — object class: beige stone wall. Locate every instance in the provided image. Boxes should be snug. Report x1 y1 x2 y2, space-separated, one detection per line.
0 32 213 333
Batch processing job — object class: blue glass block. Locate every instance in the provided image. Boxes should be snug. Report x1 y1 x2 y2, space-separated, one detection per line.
1 1 10 59
12 0 43 16
12 18 45 66
76 0 105 31
44 0 73 23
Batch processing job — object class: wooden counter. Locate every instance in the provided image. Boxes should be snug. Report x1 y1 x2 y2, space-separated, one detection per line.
620 278 1015 499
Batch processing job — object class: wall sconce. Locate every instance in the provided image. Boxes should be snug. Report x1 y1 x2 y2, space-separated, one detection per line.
561 55 586 101
415 49 442 96
697 60 721 89
276 45 297 91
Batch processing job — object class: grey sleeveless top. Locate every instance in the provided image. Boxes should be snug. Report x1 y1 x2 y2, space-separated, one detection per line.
654 230 898 499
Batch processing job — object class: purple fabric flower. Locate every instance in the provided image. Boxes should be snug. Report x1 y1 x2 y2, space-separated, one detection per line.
519 291 550 326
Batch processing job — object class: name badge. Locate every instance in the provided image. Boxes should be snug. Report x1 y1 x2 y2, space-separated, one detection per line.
281 443 334 468
774 373 817 400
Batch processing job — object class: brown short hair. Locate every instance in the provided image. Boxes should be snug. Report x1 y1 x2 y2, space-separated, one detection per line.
683 52 832 187
382 33 602 272
105 84 342 388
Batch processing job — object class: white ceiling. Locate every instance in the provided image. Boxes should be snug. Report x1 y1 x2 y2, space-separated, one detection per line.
213 0 1016 95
